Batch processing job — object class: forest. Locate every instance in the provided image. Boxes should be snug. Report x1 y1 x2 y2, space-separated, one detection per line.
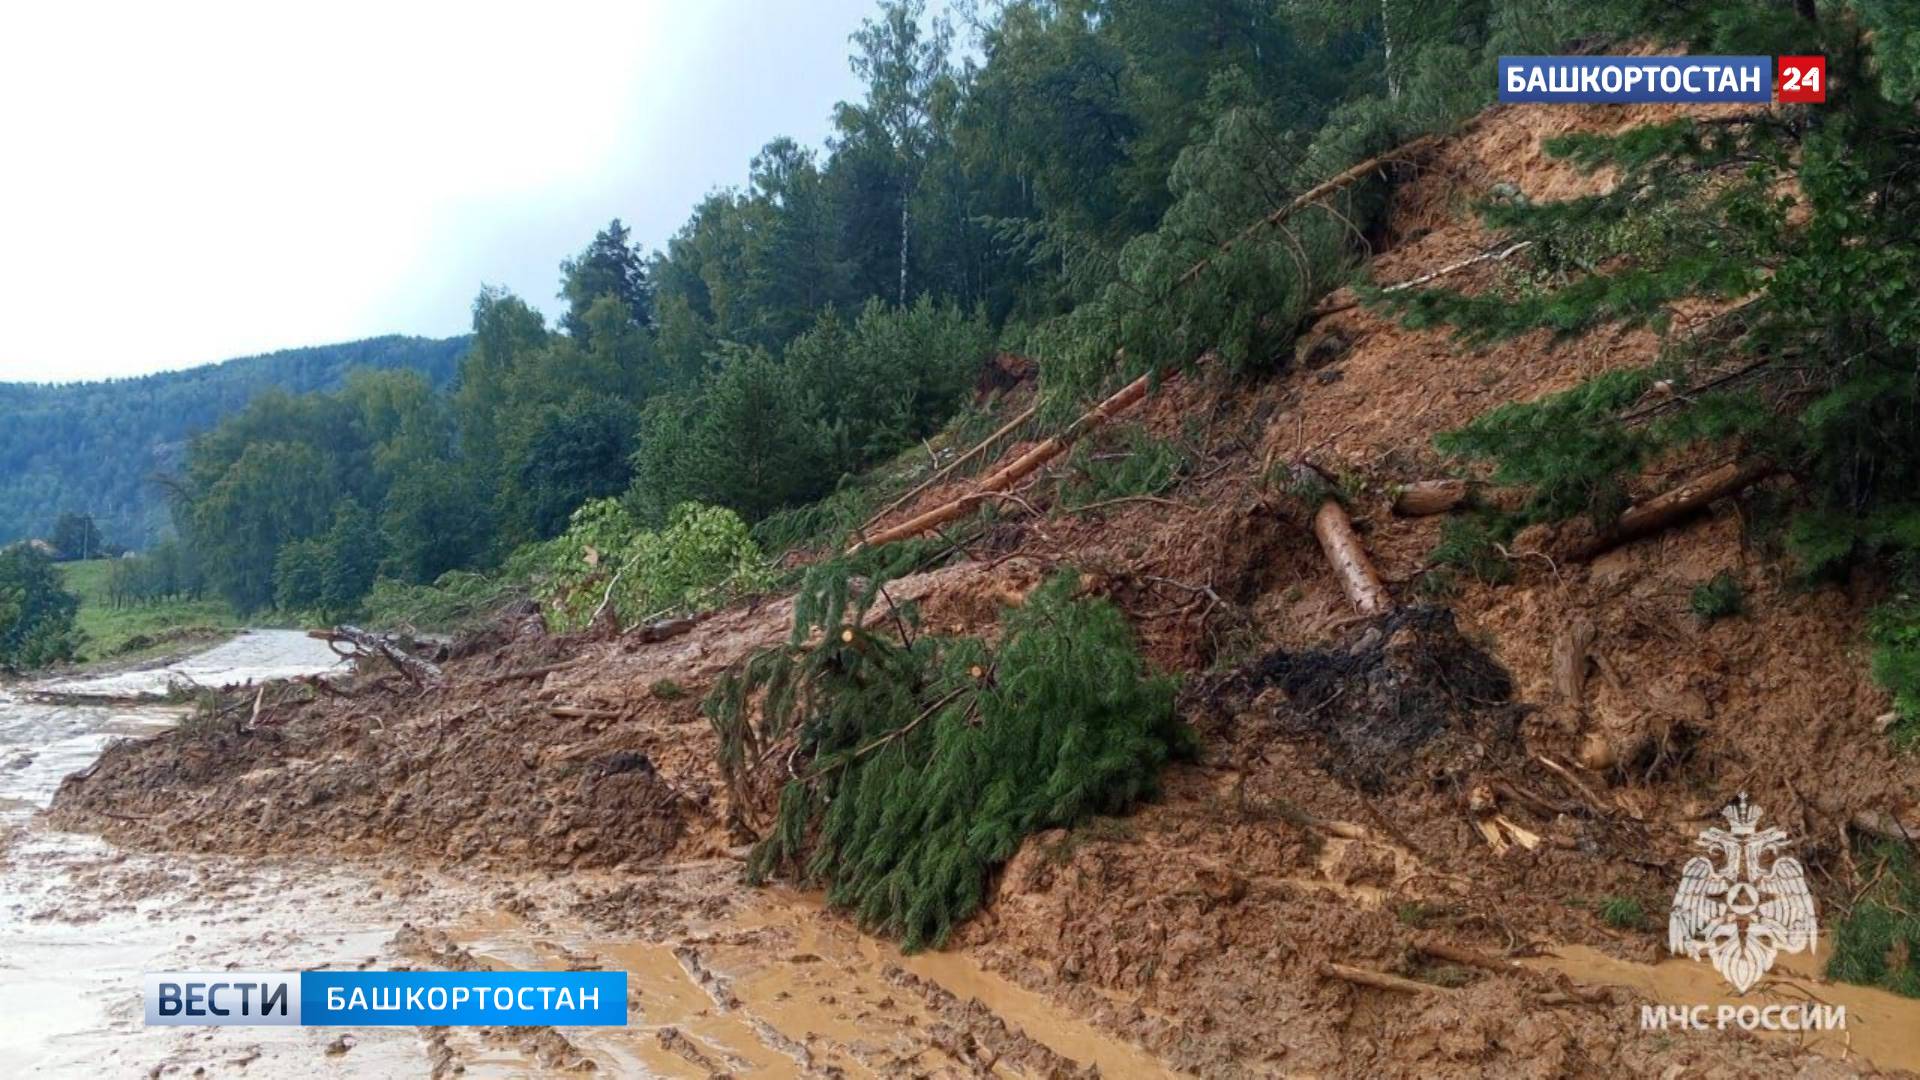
0 335 467 549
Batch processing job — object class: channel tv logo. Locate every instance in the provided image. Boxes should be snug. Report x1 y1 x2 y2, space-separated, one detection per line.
145 973 300 1026
144 970 627 1027
1500 56 1827 104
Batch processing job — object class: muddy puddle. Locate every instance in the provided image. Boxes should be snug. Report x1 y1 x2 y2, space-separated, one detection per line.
443 881 1180 1078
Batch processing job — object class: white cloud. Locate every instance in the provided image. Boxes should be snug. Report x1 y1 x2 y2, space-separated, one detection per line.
0 0 871 381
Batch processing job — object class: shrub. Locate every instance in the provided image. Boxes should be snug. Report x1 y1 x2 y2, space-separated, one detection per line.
0 545 80 670
1430 515 1517 586
1689 571 1744 621
535 499 774 631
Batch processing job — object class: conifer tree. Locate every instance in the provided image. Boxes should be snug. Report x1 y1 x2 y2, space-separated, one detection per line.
708 563 1189 950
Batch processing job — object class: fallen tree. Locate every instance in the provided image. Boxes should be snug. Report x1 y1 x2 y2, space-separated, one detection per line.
852 136 1443 555
1311 240 1532 320
1391 479 1528 517
849 370 1158 552
1564 459 1777 562
310 625 445 689
859 402 1039 535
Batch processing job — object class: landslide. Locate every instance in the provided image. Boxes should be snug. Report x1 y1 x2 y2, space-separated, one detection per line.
46 98 1920 1078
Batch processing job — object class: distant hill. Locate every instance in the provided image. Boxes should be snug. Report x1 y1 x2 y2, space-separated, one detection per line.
0 336 469 548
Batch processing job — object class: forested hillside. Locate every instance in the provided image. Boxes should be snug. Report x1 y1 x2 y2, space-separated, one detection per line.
156 0 1479 621
0 335 467 548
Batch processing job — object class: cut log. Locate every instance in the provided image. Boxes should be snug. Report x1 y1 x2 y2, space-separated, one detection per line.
848 371 1160 552
1294 466 1392 616
1391 479 1526 517
1565 459 1776 561
1393 479 1476 516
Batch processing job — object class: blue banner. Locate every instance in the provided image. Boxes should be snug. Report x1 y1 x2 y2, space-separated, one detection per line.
301 971 627 1026
1499 56 1772 103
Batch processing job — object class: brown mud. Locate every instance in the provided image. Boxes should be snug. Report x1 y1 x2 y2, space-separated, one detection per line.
36 98 1920 1077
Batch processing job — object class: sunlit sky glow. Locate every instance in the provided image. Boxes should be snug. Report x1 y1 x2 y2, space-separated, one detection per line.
0 0 876 382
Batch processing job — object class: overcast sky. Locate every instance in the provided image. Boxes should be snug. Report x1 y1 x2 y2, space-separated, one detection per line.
0 0 878 383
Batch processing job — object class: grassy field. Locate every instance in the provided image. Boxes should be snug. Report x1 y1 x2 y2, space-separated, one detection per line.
57 559 244 662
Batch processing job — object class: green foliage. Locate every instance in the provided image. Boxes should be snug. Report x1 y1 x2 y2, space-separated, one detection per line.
534 500 774 632
708 569 1189 950
1057 428 1188 509
559 218 653 339
0 544 80 671
362 571 525 635
1689 571 1744 621
1598 896 1648 931
103 539 207 608
1434 369 1659 523
1430 515 1518 586
1868 599 1920 750
1829 840 1920 998
47 512 107 561
60 558 239 660
633 299 990 526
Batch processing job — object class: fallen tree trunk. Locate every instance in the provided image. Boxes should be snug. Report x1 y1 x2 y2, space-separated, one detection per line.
1175 136 1439 293
1320 961 1453 995
850 136 1446 556
848 371 1160 552
310 625 445 689
1565 459 1777 561
861 403 1039 534
1312 240 1533 319
1295 466 1393 617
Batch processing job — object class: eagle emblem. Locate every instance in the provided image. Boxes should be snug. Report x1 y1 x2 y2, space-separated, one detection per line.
1667 793 1817 994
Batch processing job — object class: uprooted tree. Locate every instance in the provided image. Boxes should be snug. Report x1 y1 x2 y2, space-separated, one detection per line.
706 560 1191 951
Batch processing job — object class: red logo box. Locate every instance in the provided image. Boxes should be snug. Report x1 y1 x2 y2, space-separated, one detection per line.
1777 56 1825 102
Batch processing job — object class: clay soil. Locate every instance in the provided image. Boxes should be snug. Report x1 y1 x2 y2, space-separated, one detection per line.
47 97 1920 1078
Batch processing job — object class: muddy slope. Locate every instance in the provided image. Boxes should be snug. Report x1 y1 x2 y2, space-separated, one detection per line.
49 99 1920 1078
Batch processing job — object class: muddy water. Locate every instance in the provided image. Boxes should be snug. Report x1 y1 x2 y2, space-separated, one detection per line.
0 634 1177 1078
446 888 1179 1078
0 633 423 1075
1530 941 1920 1073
